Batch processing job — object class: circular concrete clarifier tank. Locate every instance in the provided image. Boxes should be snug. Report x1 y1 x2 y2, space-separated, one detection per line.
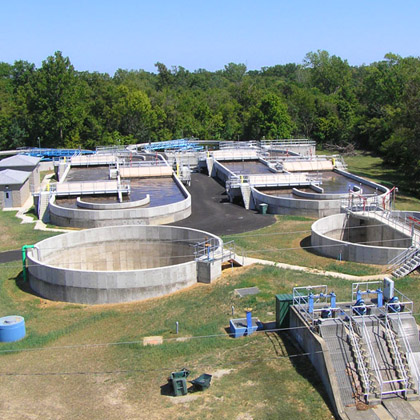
311 213 412 265
27 225 223 304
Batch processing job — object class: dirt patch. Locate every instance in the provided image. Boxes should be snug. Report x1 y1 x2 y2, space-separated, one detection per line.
211 368 233 379
236 413 254 420
168 394 201 404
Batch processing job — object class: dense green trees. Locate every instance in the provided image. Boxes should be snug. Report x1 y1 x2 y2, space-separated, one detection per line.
1 50 420 188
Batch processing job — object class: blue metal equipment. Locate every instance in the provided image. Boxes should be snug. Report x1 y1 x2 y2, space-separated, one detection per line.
388 296 401 313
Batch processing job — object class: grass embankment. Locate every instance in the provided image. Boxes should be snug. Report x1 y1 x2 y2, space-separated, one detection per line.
1 261 419 419
0 263 343 420
224 215 382 277
0 210 59 252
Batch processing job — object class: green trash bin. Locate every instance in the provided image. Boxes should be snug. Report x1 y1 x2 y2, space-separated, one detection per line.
190 373 212 391
259 203 268 214
169 368 190 396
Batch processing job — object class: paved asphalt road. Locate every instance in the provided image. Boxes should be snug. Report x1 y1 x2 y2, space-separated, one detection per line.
0 249 21 264
171 172 275 236
0 172 275 263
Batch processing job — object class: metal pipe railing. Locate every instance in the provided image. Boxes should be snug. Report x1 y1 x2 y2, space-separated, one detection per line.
347 317 372 399
395 313 420 394
383 316 409 397
360 316 383 398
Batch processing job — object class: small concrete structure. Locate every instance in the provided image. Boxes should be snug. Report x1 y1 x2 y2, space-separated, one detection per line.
311 213 411 264
0 154 41 192
229 317 262 338
143 336 163 346
0 169 31 208
27 225 223 304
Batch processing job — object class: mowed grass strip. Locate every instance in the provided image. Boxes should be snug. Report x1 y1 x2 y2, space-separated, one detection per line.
0 210 59 252
0 263 353 419
223 215 382 276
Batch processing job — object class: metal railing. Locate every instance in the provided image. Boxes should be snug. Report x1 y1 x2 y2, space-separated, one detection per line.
383 316 409 397
261 139 316 147
292 285 331 326
118 160 168 168
219 141 260 149
394 313 420 394
226 173 317 189
359 316 382 398
48 180 130 196
95 145 128 154
347 317 372 399
387 246 419 273
193 238 220 262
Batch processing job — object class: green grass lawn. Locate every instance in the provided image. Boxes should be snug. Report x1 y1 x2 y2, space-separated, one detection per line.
223 215 382 276
0 263 341 419
1 261 418 419
0 210 60 252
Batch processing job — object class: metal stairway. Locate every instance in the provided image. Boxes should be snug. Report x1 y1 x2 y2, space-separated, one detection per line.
390 246 420 278
347 318 377 400
354 315 413 399
388 312 420 394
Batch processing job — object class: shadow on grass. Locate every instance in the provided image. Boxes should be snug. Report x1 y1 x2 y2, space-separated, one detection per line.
278 331 336 415
15 271 43 299
24 206 38 219
160 382 174 396
299 235 326 258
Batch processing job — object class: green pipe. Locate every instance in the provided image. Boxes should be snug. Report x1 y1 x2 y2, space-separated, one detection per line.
22 245 35 282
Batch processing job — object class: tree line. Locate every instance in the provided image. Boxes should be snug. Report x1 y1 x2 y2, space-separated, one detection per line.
1 50 419 185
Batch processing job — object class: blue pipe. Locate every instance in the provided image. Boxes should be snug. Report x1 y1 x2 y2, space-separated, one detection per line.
245 309 253 332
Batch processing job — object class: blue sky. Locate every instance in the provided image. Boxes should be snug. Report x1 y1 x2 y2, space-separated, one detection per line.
1 0 420 74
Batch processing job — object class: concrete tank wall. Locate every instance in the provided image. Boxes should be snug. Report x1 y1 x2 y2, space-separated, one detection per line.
251 169 389 218
49 176 191 228
289 307 344 419
212 160 237 183
251 187 342 218
311 213 409 265
334 168 388 194
76 195 150 210
27 225 223 304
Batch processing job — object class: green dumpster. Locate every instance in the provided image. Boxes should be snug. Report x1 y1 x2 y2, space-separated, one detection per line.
275 294 293 329
169 368 190 396
259 203 268 214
